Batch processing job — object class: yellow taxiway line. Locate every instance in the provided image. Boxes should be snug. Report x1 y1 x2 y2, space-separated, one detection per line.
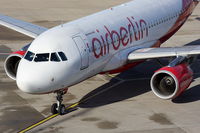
18 102 79 133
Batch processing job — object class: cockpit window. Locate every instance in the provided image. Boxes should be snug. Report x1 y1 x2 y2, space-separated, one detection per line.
58 52 67 61
51 53 60 62
25 51 66 62
34 53 49 62
24 51 35 61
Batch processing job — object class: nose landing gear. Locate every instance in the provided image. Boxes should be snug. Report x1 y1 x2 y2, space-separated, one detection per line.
51 89 68 115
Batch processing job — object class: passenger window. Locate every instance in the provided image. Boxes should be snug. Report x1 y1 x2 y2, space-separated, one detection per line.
34 53 49 62
24 51 35 61
51 53 60 62
58 52 67 61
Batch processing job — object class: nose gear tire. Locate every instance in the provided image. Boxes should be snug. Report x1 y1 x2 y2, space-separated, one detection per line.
58 104 66 115
51 103 58 114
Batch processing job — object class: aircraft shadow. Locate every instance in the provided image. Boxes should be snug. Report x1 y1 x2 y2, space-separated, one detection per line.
79 76 152 108
79 77 151 108
79 61 158 108
172 84 200 103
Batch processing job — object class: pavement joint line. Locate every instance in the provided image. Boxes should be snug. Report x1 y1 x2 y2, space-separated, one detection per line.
18 79 124 133
96 75 108 82
107 74 124 81
107 74 151 82
126 78 151 81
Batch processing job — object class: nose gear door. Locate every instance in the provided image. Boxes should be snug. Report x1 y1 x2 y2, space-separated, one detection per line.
73 34 89 70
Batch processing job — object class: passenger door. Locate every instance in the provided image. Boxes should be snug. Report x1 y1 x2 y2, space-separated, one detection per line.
73 34 89 70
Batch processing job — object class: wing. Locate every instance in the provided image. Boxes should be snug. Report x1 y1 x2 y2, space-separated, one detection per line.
0 14 48 38
128 46 200 61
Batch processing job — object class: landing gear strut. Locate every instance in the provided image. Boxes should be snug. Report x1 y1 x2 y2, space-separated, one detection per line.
51 89 68 115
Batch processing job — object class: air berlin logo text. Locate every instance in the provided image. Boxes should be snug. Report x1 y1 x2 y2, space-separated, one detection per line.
92 17 149 58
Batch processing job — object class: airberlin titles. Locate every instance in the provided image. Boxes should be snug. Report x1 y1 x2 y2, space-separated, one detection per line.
91 16 149 58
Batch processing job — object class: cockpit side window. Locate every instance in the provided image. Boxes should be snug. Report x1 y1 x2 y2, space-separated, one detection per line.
58 52 67 61
24 51 35 61
51 53 60 62
34 53 49 62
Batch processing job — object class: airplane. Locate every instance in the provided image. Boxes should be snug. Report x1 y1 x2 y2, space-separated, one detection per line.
0 0 199 115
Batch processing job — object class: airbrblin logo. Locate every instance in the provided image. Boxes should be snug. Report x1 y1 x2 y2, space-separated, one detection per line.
92 16 149 58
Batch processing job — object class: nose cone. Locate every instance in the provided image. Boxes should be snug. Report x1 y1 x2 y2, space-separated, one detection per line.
16 59 59 94
16 74 41 94
16 69 47 94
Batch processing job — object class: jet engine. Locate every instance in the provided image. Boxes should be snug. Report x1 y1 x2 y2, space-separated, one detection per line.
4 43 30 80
4 50 26 80
150 63 193 100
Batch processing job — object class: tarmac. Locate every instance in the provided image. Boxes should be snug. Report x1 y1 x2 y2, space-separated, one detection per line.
0 0 199 133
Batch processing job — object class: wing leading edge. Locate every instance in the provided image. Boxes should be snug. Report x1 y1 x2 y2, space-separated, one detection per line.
0 14 48 38
128 46 200 61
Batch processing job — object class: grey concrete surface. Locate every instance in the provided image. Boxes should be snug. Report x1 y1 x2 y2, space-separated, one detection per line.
0 0 199 133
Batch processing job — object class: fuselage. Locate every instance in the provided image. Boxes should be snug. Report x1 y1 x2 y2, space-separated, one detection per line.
16 0 199 94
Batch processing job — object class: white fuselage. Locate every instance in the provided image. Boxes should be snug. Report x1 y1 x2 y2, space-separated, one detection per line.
16 0 198 94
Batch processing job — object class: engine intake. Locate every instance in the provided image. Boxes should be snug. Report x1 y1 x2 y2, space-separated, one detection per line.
4 51 26 80
150 64 193 100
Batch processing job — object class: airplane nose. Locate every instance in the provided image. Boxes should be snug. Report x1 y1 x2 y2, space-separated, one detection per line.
16 59 67 94
16 69 44 94
16 60 52 94
16 77 37 94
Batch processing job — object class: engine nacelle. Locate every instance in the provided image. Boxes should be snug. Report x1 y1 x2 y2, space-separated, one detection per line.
4 51 26 80
150 64 193 100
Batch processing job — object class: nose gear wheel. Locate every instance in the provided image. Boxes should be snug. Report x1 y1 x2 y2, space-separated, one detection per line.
51 89 67 115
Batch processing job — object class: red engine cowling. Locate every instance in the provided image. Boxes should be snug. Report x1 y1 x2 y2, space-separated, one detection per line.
150 64 193 100
4 51 26 80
